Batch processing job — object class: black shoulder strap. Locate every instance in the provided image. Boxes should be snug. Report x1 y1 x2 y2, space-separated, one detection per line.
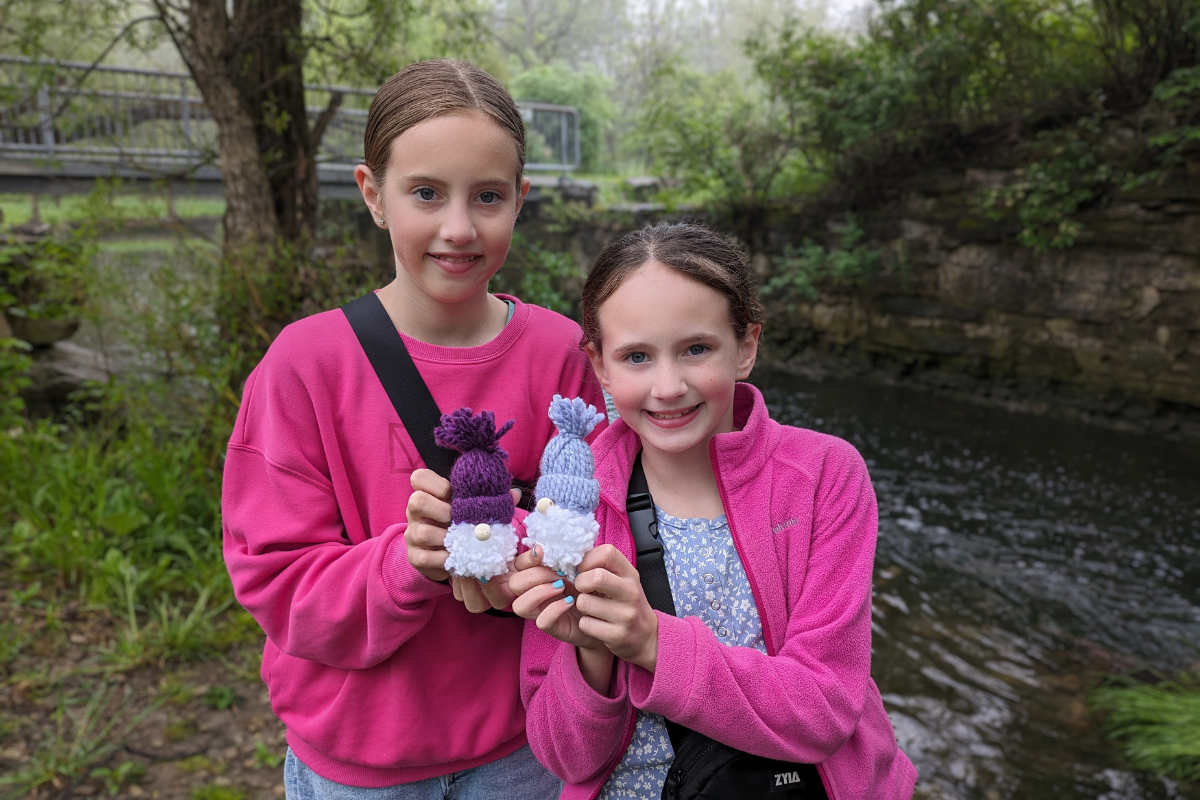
628 454 677 617
342 292 457 478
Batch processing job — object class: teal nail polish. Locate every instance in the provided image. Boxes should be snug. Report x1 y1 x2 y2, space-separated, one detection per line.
564 595 574 604
480 577 489 584
556 570 565 576
552 579 564 589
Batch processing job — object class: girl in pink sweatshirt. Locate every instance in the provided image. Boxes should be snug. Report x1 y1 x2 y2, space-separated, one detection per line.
221 60 603 799
510 223 917 800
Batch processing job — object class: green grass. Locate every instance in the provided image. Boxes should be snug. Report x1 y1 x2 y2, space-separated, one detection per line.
1 193 224 228
1092 673 1200 782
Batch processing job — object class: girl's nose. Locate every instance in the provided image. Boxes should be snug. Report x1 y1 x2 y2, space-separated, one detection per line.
440 200 476 244
651 363 687 401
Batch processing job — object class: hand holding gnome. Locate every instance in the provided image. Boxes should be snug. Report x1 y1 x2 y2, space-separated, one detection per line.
523 396 605 581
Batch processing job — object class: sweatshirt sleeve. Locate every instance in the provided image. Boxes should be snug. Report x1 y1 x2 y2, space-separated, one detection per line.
627 439 878 763
521 622 634 784
222 358 451 672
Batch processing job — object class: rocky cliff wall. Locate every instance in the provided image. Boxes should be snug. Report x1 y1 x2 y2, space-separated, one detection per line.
760 172 1200 440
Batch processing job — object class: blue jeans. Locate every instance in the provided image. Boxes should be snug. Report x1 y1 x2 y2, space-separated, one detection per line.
284 746 562 800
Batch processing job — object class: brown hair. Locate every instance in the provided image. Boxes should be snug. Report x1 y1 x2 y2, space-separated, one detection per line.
581 222 764 350
363 60 526 189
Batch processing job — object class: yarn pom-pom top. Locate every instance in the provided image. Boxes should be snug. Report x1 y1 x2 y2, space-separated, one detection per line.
433 408 518 581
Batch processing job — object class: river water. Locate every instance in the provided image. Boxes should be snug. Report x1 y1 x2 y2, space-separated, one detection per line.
755 371 1200 800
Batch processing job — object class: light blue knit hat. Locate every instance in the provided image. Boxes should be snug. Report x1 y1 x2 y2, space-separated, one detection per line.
535 395 605 514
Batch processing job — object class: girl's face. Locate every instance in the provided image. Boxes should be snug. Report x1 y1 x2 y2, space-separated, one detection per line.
589 260 761 464
357 110 529 309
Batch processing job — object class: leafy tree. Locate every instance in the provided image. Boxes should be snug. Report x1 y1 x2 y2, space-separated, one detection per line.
3 0 483 248
509 65 616 172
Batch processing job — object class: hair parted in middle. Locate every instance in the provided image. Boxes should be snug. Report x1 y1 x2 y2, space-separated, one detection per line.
580 222 764 351
362 59 526 190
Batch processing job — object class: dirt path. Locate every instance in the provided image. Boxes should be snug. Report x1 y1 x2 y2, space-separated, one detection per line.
1 589 287 800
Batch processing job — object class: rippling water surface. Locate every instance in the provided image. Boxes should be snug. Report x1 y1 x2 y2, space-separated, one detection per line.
756 372 1200 800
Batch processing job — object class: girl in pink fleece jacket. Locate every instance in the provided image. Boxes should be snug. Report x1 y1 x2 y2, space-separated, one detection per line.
510 223 917 800
221 60 603 799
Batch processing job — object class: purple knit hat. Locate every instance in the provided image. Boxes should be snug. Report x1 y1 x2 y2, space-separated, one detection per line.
434 408 516 525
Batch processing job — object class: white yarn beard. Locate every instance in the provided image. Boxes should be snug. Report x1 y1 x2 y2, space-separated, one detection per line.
444 522 518 581
522 506 599 582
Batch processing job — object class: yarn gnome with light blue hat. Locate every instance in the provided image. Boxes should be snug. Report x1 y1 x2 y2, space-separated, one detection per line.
523 395 605 581
434 407 519 582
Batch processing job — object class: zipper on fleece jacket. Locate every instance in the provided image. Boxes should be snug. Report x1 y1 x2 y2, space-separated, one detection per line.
708 440 837 800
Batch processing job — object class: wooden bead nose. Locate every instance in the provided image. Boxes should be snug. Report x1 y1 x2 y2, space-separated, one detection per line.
474 523 491 541
536 497 554 515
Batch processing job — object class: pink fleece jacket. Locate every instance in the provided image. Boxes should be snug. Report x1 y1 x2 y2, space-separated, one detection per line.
520 382 917 800
222 296 605 788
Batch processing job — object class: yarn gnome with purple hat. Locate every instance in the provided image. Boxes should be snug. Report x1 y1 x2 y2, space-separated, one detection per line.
434 408 519 582
523 395 605 581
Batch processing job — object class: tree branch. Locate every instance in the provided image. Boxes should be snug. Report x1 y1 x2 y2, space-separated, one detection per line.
309 90 343 149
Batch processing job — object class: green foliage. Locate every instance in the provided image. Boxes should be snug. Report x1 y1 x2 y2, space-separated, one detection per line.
495 230 580 316
749 0 1099 179
635 63 808 211
977 116 1122 250
253 740 285 769
90 760 146 796
1092 672 1200 782
0 230 93 323
0 682 158 799
1146 65 1200 172
510 65 617 173
763 215 881 306
201 685 238 711
191 785 245 800
0 338 32 422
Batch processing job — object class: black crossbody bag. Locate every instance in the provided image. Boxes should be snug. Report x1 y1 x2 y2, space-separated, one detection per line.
627 454 829 800
342 292 531 616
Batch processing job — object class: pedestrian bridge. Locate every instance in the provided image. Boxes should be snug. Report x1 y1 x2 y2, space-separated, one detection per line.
0 55 581 198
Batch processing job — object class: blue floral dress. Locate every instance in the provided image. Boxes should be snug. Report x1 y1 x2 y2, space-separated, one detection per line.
598 509 768 800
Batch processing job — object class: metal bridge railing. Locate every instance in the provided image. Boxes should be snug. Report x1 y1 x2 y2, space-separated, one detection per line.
0 56 580 179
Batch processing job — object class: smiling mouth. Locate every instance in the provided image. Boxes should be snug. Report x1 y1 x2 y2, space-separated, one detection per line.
430 253 481 264
647 404 701 421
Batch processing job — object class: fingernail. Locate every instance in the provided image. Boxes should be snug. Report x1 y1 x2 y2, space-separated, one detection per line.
564 595 574 604
480 578 489 584
556 570 565 577
552 579 564 589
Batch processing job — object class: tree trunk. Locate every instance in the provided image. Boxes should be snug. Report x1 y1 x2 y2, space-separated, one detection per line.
181 0 319 247
185 0 282 247
229 0 318 242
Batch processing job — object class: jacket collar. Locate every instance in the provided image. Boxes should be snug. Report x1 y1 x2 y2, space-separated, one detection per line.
593 382 777 512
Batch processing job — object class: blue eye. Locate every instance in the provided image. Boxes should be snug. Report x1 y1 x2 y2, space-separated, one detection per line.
687 344 708 356
416 187 436 201
628 352 648 364
479 191 500 204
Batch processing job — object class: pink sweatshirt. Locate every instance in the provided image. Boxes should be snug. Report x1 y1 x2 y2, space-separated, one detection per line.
222 296 605 788
520 383 917 800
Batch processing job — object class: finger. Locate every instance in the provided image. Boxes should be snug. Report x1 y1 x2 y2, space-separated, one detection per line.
513 545 544 573
407 490 452 526
457 578 492 614
479 573 516 610
405 521 447 550
511 488 522 505
508 565 563 596
407 544 449 579
511 580 567 619
577 543 637 579
411 469 452 502
573 567 640 605
451 576 463 601
534 595 578 634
